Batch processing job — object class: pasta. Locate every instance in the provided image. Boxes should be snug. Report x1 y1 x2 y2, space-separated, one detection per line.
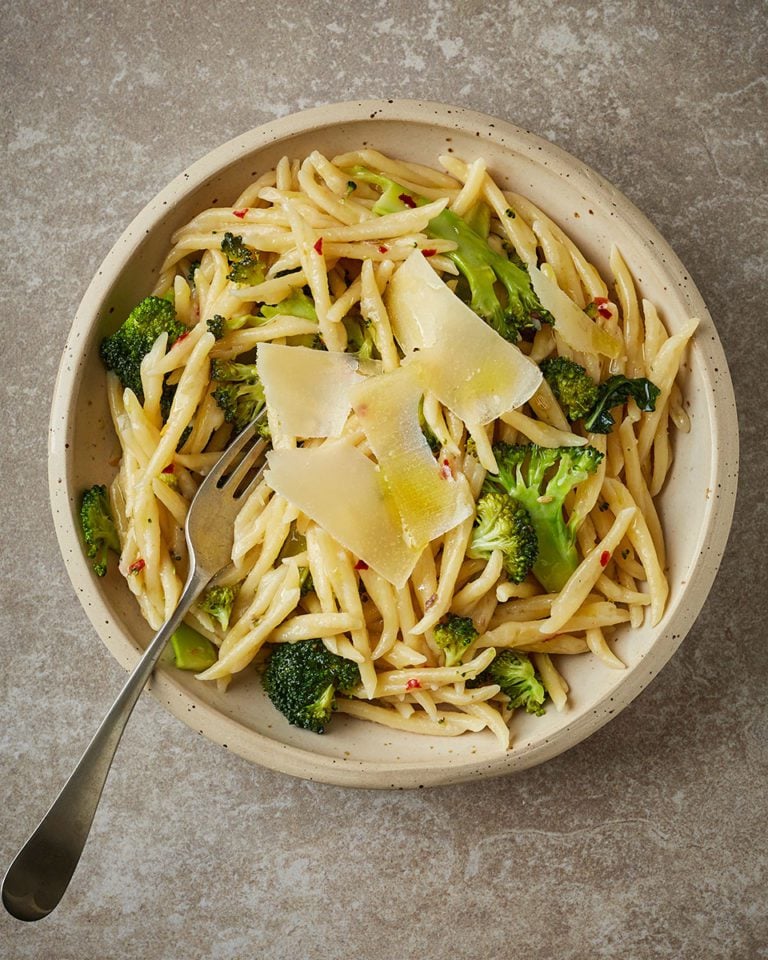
100 148 697 751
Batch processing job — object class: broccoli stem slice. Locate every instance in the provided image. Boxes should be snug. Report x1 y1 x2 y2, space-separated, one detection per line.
170 623 218 671
525 500 579 593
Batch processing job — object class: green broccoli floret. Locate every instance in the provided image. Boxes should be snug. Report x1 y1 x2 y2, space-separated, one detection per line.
221 232 265 286
206 312 267 335
476 650 547 715
262 639 360 733
433 614 478 667
187 260 201 286
211 359 265 433
348 166 553 342
170 622 217 671
583 375 661 434
198 585 237 632
343 314 376 360
540 356 599 421
99 296 186 400
258 289 323 349
206 315 224 339
486 443 603 592
260 289 317 322
80 485 120 576
467 490 538 583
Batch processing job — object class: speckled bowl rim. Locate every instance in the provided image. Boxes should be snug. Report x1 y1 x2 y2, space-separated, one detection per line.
49 100 738 788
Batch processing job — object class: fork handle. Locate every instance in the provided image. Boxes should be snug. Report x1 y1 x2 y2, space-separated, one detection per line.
2 566 211 923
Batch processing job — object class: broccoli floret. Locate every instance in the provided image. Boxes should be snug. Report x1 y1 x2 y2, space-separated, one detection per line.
433 614 478 667
227 261 265 286
540 356 599 422
198 584 237 632
349 166 553 342
187 260 201 286
80 485 120 576
583 375 661 434
262 639 360 733
206 314 224 339
170 623 217 671
260 289 317 322
221 232 265 286
468 490 538 583
486 443 603 592
99 296 186 400
260 289 322 349
476 650 547 715
206 312 265 335
343 314 376 359
211 359 265 433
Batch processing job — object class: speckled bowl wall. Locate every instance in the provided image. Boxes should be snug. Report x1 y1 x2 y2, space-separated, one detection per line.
48 101 737 788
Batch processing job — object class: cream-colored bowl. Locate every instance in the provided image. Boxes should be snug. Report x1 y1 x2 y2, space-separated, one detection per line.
49 100 738 788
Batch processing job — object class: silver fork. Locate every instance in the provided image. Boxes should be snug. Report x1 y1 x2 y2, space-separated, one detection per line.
2 416 269 922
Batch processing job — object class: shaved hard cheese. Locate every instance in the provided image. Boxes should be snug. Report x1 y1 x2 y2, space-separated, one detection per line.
527 263 622 359
265 441 421 587
384 250 542 424
256 343 372 440
351 366 473 548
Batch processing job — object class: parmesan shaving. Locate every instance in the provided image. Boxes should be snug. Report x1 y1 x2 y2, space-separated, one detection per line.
528 262 622 359
385 250 542 424
257 343 377 441
351 366 474 549
265 440 421 587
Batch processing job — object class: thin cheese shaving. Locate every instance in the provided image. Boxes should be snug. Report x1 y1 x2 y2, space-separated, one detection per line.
385 250 542 424
265 441 421 587
351 366 473 548
257 343 375 440
528 263 622 359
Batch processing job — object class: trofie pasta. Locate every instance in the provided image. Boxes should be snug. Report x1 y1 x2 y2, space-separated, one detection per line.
97 148 697 750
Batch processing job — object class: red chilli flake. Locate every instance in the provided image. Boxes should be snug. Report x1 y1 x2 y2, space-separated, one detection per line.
399 193 417 208
600 550 611 567
405 678 421 691
378 244 389 254
421 248 437 257
232 208 248 219
593 296 612 319
440 459 452 480
354 559 369 571
128 558 146 575
175 331 190 345
313 237 324 255
161 463 174 474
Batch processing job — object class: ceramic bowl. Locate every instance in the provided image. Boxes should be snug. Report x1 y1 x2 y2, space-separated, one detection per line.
48 100 738 788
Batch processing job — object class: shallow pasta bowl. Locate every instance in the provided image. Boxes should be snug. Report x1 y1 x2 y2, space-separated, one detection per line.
48 99 738 788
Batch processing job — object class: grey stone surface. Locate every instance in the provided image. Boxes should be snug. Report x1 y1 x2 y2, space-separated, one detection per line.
1 1 766 957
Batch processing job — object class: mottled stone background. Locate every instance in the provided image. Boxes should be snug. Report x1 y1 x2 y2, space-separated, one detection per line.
1 1 766 958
